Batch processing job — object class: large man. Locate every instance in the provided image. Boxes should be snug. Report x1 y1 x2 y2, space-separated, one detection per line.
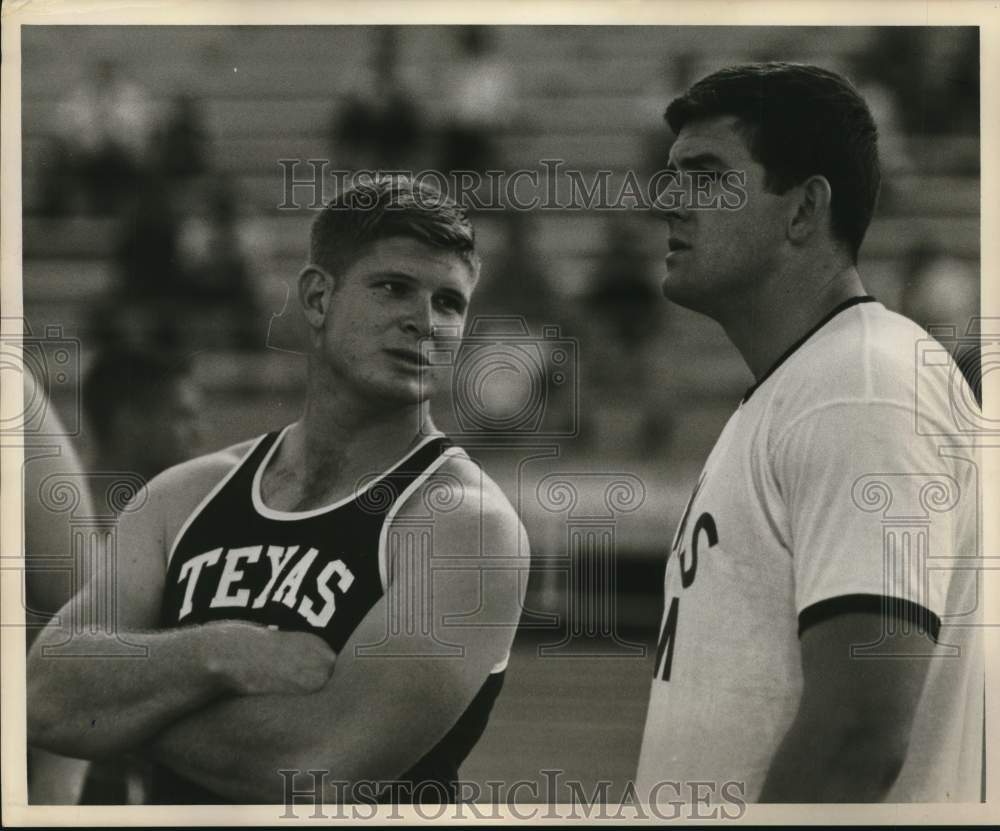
637 63 982 802
28 177 528 804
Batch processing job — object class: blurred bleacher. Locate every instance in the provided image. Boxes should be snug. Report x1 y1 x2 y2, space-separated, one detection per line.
18 26 980 634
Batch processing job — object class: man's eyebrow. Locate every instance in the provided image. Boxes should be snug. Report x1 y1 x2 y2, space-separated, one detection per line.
369 270 417 282
368 271 469 306
436 286 469 308
665 152 729 172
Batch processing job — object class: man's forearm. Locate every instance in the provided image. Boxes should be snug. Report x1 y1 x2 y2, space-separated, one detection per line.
758 714 905 802
28 626 230 760
151 694 319 802
150 655 460 803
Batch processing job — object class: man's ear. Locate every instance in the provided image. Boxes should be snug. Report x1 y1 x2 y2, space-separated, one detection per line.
298 264 336 329
787 175 833 246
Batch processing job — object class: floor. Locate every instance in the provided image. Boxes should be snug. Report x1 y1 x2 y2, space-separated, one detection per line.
461 633 656 803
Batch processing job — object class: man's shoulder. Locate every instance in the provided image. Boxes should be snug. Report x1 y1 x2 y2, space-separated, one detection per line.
394 445 528 555
774 302 927 410
141 436 261 531
440 448 523 522
152 437 258 495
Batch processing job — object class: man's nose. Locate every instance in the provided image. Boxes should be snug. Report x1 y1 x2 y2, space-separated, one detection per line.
653 171 692 222
656 193 690 225
401 296 434 338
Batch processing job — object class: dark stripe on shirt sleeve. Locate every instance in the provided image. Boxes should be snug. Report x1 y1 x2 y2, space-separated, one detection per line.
798 593 941 642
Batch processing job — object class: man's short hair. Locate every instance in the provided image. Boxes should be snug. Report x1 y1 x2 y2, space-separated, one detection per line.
665 62 881 261
83 348 192 446
309 176 480 278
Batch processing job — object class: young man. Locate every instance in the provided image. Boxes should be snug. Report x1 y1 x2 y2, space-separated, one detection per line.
28 178 529 804
636 63 982 803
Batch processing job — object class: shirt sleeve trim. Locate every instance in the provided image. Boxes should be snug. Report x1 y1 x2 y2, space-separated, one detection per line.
797 593 941 642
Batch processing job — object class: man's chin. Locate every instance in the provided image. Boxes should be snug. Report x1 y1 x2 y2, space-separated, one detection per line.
380 376 435 407
661 273 700 306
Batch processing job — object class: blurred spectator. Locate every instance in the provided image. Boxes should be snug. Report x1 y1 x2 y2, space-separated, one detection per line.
856 28 979 138
87 174 185 349
843 57 911 194
175 175 262 347
95 175 261 350
471 212 559 327
40 58 154 216
436 26 516 174
115 174 183 300
900 241 981 405
639 53 699 177
330 27 426 171
462 213 575 440
76 347 202 803
153 91 208 180
580 218 669 454
583 218 664 351
82 347 203 486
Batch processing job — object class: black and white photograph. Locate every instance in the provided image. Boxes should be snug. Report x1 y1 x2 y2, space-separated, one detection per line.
1 1 996 824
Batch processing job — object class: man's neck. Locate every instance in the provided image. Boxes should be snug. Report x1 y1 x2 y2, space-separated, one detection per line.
276 371 435 507
717 261 868 382
301 396 431 476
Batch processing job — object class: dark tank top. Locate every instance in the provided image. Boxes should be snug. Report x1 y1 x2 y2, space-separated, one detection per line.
149 429 505 803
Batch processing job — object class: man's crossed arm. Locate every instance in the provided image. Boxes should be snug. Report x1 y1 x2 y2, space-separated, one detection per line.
28 454 528 802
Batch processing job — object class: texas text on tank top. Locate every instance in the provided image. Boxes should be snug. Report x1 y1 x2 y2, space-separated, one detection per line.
149 429 505 804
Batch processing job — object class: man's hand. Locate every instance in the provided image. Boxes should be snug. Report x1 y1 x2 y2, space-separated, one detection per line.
206 621 336 696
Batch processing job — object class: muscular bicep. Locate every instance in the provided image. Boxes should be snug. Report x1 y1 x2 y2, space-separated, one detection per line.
106 490 170 630
94 452 241 633
301 499 528 780
758 598 940 802
68 448 247 635
20 388 168 642
797 600 935 741
30 479 170 654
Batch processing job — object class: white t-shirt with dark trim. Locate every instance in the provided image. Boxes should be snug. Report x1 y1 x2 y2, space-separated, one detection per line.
636 298 983 803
